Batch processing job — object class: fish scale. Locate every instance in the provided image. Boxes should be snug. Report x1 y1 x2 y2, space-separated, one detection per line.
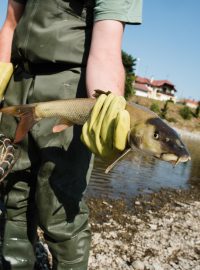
35 98 95 125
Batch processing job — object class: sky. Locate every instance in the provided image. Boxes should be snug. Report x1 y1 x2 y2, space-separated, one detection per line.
123 0 200 101
0 0 199 101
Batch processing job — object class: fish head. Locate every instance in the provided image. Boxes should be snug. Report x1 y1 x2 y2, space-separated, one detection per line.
128 117 191 165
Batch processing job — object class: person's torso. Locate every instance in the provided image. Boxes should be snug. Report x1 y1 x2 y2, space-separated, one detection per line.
12 0 94 66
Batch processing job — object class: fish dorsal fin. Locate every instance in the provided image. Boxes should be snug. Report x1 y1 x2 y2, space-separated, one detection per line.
105 148 132 174
93 89 111 98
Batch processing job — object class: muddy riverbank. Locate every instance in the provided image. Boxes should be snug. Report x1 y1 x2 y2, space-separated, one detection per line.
33 186 200 270
86 186 200 270
1 186 200 270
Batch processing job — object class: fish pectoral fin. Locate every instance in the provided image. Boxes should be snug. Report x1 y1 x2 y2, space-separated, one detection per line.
52 118 73 133
105 148 132 174
93 89 111 98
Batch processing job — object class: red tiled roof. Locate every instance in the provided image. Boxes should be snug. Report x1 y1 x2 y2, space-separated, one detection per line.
134 82 150 92
151 80 174 88
135 76 151 84
135 76 174 87
183 99 198 105
135 76 176 91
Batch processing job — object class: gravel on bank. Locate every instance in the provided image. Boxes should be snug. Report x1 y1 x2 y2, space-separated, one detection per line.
86 188 200 270
1 188 200 270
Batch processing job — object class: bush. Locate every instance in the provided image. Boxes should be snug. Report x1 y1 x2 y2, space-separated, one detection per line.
179 106 192 120
195 101 200 118
167 98 174 103
167 117 177 123
150 103 160 113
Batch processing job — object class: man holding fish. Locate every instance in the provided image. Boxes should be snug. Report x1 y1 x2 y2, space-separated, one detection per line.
0 0 143 269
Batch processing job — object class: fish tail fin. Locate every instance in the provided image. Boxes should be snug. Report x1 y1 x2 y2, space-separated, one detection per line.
0 104 37 143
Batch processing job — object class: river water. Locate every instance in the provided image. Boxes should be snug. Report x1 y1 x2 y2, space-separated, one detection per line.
86 136 200 199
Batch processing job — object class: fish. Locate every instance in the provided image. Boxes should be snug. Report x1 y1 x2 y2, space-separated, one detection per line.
0 91 191 172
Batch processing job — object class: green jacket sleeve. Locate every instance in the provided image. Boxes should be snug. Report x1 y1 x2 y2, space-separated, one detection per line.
94 0 143 24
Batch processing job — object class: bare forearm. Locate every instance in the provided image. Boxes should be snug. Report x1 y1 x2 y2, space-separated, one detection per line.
0 0 25 62
0 26 15 62
86 20 125 97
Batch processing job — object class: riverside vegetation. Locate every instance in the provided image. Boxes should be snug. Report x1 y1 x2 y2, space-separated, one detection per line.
131 96 200 133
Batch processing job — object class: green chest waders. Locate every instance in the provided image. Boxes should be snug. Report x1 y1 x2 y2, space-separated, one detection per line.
1 1 94 269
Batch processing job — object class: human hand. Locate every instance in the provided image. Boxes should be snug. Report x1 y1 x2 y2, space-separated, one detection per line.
81 93 130 158
0 62 13 100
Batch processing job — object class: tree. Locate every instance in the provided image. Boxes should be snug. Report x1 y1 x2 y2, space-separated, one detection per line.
160 100 169 119
122 50 137 99
122 50 136 74
195 101 200 118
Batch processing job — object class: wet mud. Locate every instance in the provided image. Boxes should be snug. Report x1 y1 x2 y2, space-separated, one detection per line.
87 187 200 270
1 186 200 269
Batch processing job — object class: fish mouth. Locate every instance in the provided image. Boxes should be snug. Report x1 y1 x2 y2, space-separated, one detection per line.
154 153 191 165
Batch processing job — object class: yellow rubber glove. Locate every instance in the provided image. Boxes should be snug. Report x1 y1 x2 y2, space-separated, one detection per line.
81 93 130 158
0 62 14 100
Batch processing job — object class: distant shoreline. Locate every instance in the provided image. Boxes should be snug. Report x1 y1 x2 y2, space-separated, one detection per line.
131 96 200 139
172 125 200 140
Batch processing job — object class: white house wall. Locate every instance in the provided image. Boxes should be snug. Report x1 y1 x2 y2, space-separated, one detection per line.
186 102 197 109
153 92 176 102
135 89 176 102
135 90 149 98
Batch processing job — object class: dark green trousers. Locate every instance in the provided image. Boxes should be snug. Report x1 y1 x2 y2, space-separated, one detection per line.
0 67 92 270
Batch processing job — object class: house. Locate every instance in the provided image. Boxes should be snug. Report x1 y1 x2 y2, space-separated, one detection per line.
134 76 177 102
179 99 199 109
134 82 151 98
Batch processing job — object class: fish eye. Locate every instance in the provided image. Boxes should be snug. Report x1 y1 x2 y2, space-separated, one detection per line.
153 132 159 140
